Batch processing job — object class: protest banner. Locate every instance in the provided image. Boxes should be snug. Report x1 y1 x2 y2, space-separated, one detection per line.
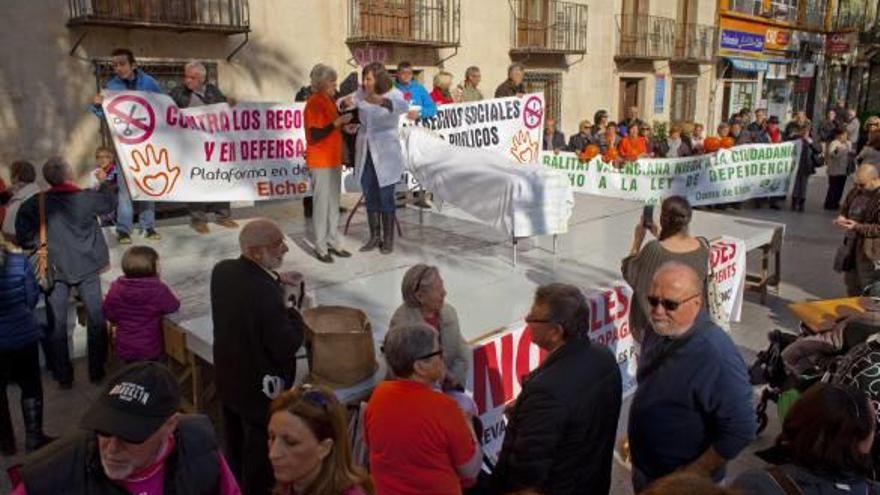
468 282 636 460
710 236 747 323
467 241 746 458
406 93 545 165
542 141 799 205
103 91 309 202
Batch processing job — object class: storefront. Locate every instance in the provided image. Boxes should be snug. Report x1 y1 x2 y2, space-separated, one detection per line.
717 17 768 121
717 16 825 122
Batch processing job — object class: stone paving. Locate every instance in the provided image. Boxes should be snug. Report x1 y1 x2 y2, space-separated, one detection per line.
1 175 847 493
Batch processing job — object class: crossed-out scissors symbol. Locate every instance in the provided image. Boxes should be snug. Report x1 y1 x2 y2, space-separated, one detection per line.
113 103 148 137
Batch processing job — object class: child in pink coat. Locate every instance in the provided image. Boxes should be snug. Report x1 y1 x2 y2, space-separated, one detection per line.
103 246 180 362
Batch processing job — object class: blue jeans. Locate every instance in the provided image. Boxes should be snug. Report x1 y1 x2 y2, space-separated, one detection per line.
116 179 155 234
45 274 107 383
361 151 396 214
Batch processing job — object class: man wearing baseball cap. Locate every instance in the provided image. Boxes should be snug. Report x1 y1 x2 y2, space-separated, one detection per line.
12 362 241 494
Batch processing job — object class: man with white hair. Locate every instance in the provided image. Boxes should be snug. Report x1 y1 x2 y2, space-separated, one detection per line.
210 218 305 494
170 61 238 234
628 262 755 492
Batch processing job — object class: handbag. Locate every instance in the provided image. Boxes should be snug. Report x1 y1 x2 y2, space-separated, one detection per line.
28 193 54 292
302 306 378 388
834 235 857 273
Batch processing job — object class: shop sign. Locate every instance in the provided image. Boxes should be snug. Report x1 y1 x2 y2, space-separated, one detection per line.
654 74 666 114
721 30 766 53
827 32 855 54
765 28 791 51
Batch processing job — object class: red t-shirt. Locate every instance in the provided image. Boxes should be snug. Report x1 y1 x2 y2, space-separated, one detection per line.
304 92 343 168
365 380 476 495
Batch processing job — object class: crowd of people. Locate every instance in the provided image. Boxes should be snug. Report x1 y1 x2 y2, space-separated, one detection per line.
4 46 880 495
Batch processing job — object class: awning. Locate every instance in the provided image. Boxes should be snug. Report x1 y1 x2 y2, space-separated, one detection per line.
725 57 769 73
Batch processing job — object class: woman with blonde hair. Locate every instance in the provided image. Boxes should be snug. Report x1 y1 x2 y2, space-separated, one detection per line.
268 385 373 495
430 71 455 105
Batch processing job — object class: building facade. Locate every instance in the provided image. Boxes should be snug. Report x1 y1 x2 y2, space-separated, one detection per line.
0 0 726 179
826 0 880 117
715 0 831 125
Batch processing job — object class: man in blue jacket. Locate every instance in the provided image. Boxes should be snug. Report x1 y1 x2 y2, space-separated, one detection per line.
90 48 163 244
628 262 756 492
394 61 437 119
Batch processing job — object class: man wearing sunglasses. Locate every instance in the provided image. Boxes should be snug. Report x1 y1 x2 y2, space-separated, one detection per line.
12 362 240 494
628 262 755 492
491 284 622 495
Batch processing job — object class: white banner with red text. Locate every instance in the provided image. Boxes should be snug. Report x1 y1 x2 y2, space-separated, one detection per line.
468 237 746 459
103 91 547 201
103 91 309 202
710 236 747 323
467 283 637 461
541 141 800 206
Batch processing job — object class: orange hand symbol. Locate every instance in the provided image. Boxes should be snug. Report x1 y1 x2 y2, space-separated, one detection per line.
509 130 539 164
128 144 181 198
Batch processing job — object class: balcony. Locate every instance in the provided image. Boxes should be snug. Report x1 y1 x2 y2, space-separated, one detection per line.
616 14 676 60
346 0 460 48
509 0 588 55
672 22 716 63
67 0 250 33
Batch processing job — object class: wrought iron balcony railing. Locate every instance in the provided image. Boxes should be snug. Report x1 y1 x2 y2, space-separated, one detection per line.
672 22 716 63
509 0 588 54
67 0 249 33
347 0 460 47
616 14 676 60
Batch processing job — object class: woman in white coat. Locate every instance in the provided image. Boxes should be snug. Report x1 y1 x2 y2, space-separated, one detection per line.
350 62 416 254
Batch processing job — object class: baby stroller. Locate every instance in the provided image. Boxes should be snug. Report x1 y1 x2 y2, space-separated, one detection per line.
749 329 802 434
750 312 880 435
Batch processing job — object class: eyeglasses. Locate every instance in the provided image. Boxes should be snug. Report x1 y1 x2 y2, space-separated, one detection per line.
647 293 700 312
416 348 443 361
300 384 331 410
525 317 553 325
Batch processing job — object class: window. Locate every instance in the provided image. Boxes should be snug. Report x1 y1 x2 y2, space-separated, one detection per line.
728 0 763 15
356 0 413 40
769 0 798 22
524 71 562 122
671 78 697 124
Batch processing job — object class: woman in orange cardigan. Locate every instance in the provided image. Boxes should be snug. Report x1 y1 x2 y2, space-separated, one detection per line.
304 63 354 263
618 124 648 161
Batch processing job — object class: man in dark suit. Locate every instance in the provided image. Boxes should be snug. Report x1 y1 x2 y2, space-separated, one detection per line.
490 284 623 495
210 218 305 495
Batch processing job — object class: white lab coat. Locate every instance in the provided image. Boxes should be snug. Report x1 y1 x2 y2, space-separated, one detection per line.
353 88 410 188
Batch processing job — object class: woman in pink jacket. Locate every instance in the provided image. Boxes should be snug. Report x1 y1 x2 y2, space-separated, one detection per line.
103 246 180 362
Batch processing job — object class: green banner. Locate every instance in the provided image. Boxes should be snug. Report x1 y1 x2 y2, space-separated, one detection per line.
541 141 799 205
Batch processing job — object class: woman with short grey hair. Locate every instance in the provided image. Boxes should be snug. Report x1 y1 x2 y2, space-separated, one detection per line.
366 322 482 493
389 264 470 388
304 63 354 263
382 322 438 379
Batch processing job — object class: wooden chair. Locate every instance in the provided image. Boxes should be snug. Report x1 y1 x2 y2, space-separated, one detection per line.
162 320 198 412
746 227 783 305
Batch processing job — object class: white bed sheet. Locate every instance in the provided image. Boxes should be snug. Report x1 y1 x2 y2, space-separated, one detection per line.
401 127 573 238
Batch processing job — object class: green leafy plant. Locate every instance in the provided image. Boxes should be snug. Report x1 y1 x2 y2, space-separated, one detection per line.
653 121 668 141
